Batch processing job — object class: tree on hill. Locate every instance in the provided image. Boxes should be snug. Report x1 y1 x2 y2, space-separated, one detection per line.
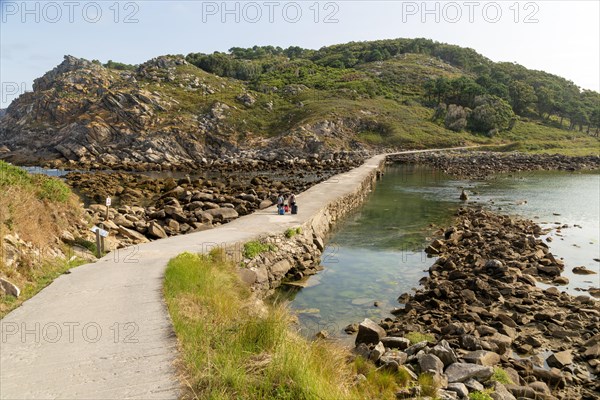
509 81 537 115
468 95 515 135
104 60 136 71
444 104 469 132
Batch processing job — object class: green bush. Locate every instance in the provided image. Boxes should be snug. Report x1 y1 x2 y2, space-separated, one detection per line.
468 95 515 134
284 228 296 238
104 60 136 71
243 241 276 258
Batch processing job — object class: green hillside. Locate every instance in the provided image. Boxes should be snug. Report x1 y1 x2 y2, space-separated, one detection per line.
2 38 597 170
181 38 600 154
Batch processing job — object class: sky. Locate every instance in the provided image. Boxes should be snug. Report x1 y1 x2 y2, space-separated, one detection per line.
1 0 599 107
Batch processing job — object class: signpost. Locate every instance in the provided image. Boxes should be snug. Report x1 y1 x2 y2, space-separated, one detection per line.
105 197 111 221
91 225 109 258
91 226 109 238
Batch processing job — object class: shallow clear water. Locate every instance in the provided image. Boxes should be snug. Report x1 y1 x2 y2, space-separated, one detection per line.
280 164 600 340
22 166 74 177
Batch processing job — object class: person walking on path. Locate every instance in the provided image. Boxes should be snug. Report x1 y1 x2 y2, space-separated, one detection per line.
288 193 297 214
288 193 296 209
277 193 285 213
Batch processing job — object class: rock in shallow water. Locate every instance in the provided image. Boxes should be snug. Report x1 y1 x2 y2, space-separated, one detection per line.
546 350 573 369
573 266 597 275
355 318 386 346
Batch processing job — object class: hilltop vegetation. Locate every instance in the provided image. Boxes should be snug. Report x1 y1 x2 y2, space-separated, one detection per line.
0 38 597 170
187 39 600 136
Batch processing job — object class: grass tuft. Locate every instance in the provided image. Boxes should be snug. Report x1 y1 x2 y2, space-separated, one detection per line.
418 372 440 397
469 390 494 400
243 240 276 258
405 331 435 344
284 227 302 239
491 367 513 385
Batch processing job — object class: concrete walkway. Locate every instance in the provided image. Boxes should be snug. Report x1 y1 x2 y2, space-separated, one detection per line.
0 148 473 399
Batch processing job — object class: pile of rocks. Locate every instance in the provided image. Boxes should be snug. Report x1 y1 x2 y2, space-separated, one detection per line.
67 171 319 246
35 150 366 174
350 208 600 399
238 232 326 297
388 151 600 179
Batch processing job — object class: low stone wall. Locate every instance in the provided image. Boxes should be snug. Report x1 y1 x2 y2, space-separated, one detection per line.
238 160 385 298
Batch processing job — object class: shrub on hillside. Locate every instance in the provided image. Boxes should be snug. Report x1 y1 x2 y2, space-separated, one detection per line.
468 95 515 135
444 104 469 132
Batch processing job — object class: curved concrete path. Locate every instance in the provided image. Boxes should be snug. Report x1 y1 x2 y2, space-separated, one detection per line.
0 148 474 399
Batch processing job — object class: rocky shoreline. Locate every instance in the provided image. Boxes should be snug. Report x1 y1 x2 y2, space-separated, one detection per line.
66 166 356 248
6 151 367 174
388 151 600 179
55 149 600 252
350 208 599 400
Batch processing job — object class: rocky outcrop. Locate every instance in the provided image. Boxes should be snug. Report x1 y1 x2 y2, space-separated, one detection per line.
1 232 93 272
0 55 372 171
349 208 600 399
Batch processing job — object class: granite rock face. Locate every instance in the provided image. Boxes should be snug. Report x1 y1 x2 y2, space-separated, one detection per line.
0 55 372 171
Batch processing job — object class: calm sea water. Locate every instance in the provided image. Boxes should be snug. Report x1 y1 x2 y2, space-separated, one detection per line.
279 164 600 340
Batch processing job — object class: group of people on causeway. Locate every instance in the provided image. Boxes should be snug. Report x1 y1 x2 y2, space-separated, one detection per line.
277 193 297 215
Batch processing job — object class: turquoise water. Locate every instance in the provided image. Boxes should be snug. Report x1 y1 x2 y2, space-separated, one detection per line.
280 165 600 340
